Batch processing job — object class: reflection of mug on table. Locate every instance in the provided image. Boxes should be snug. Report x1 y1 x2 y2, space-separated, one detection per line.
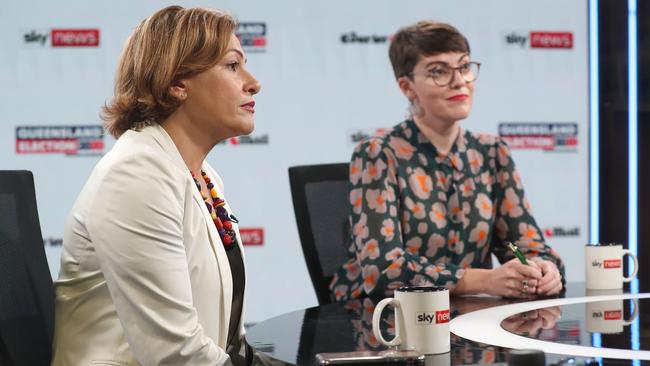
585 289 638 334
585 243 638 289
372 286 450 355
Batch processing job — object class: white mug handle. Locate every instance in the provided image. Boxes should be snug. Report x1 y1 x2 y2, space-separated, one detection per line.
622 249 638 282
372 298 401 347
623 298 639 326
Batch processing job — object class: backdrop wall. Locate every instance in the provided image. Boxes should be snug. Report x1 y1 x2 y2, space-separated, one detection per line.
0 0 588 322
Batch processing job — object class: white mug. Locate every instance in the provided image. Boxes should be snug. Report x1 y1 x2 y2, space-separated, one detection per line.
585 243 638 290
586 289 638 334
372 286 450 355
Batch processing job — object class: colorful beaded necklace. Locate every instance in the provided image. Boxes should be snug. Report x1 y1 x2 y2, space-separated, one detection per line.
191 170 238 249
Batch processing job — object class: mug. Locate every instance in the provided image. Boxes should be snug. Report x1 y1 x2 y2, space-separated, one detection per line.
585 243 638 290
372 286 450 355
585 289 638 334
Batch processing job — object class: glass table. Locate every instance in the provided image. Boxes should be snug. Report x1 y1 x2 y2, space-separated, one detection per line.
248 284 648 365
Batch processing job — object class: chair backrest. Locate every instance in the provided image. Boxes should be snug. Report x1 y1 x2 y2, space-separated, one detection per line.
289 163 351 305
0 171 54 366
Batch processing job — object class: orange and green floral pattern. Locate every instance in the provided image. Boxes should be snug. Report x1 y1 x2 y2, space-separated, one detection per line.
330 119 564 301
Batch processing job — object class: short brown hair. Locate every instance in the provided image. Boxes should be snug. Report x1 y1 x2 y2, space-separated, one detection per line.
102 6 237 138
389 21 470 79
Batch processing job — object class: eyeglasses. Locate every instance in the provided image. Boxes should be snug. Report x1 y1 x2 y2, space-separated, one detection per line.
409 61 481 87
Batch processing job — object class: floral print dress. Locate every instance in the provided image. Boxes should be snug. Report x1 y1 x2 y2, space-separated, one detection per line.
330 119 564 301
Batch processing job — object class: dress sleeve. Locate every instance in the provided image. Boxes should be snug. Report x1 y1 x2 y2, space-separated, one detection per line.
342 140 466 298
489 140 566 279
87 152 230 365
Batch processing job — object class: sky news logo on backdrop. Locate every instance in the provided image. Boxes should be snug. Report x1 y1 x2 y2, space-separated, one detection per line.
236 22 266 53
24 29 100 47
16 125 104 156
543 226 580 238
217 133 269 146
340 32 391 44
498 123 578 152
504 31 573 49
348 128 390 144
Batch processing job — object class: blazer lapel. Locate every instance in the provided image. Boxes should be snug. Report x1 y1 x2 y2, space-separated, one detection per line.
144 124 234 341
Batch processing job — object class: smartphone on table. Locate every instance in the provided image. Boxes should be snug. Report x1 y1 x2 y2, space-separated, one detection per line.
315 350 425 365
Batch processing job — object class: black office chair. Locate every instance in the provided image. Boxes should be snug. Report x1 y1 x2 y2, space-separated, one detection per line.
0 171 55 366
289 163 351 305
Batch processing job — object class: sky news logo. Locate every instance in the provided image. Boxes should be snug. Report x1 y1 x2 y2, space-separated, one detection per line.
236 22 266 53
16 125 104 155
591 259 622 269
498 123 578 152
505 31 573 49
218 134 269 146
544 226 580 238
415 310 450 325
24 29 100 47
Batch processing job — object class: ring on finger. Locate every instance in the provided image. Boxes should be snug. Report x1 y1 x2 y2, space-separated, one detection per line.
521 279 529 292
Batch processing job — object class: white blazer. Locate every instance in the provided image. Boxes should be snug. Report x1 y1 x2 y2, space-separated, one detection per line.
52 123 246 366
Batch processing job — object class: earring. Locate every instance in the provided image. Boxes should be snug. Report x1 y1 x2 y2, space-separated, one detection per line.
409 99 424 117
181 92 187 99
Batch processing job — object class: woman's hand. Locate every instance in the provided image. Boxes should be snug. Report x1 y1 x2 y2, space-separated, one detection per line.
485 258 542 298
530 258 563 296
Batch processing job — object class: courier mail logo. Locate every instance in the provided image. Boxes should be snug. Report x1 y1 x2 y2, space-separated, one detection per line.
416 310 450 325
23 28 100 47
218 133 269 146
340 32 391 44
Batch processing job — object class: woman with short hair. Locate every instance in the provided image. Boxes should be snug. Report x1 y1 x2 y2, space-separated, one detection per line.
330 21 564 302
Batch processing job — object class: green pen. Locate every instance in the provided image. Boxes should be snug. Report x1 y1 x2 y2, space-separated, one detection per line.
506 241 528 265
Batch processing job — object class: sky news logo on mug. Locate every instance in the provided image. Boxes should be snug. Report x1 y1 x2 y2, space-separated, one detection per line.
415 310 450 325
590 259 622 269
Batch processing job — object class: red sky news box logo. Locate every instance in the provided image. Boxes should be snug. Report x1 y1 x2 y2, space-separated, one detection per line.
239 228 264 246
530 32 572 49
604 259 621 269
604 310 622 320
52 29 99 47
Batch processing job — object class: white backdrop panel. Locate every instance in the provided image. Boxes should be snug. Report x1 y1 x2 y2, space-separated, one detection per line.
0 0 588 322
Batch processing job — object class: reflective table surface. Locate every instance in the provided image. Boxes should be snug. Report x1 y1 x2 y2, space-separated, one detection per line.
248 284 649 365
